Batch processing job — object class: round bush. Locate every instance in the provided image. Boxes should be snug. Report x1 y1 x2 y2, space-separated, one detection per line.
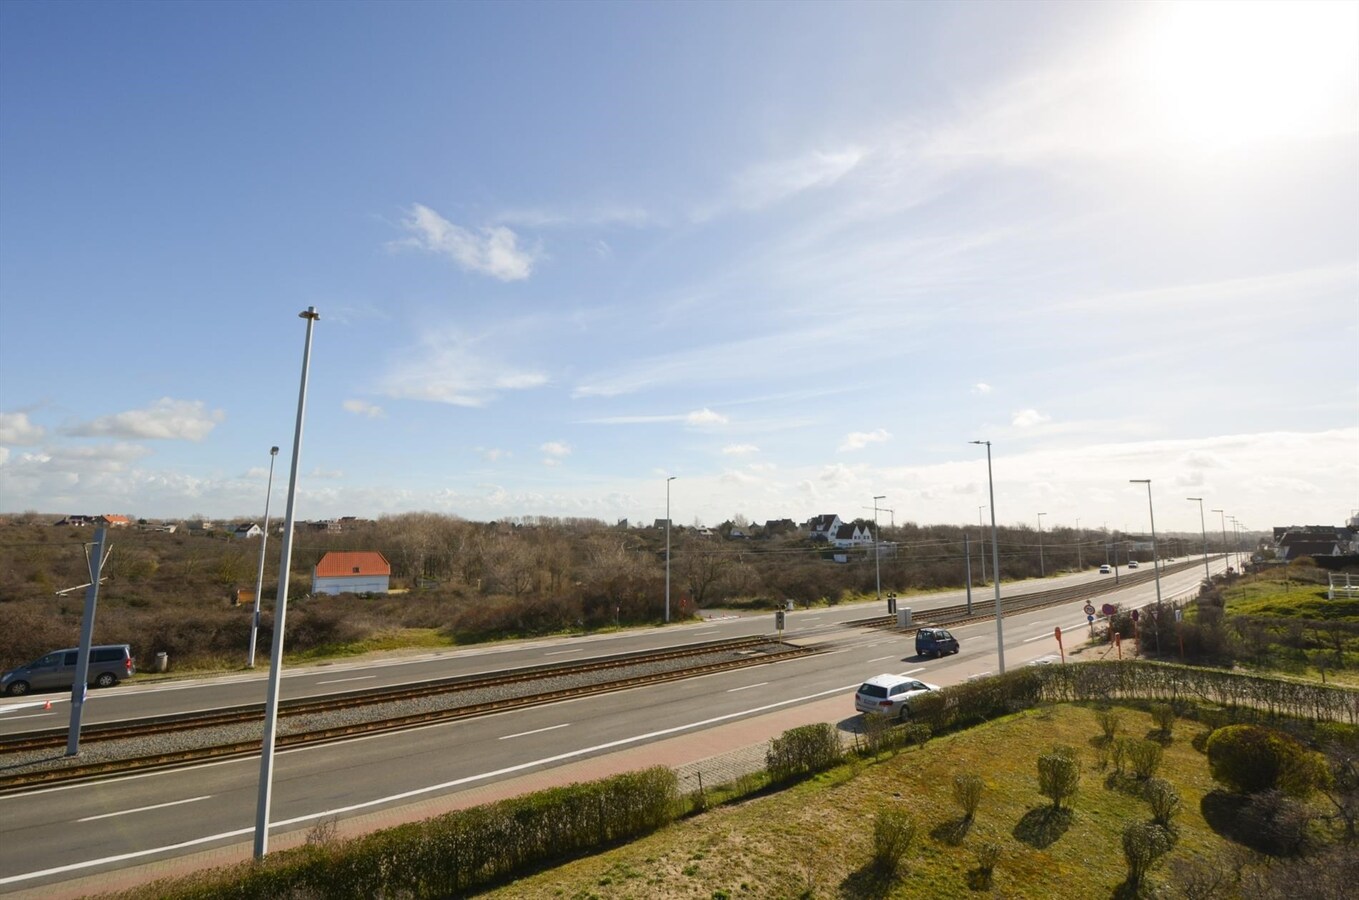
1205 724 1330 797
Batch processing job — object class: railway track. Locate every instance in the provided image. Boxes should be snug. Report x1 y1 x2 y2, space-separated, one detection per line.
843 557 1212 631
0 636 814 790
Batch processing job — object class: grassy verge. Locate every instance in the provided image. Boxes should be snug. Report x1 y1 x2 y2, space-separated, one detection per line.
477 703 1321 899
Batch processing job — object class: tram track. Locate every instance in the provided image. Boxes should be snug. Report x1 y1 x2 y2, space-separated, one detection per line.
0 636 813 791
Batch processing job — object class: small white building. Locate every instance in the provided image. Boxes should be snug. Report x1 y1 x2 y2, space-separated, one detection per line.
232 523 263 540
312 551 392 596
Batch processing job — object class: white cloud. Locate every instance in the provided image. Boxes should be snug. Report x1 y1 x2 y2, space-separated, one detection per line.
724 147 865 214
0 411 44 444
722 444 760 456
971 383 993 395
839 428 891 452
68 398 224 441
342 399 385 418
307 467 345 480
479 448 508 462
395 203 536 281
540 441 571 458
1012 409 1051 428
378 328 548 407
686 408 729 426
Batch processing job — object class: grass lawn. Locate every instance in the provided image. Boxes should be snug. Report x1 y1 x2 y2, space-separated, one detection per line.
480 703 1276 899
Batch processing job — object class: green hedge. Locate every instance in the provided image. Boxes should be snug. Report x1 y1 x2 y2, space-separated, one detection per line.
122 767 679 899
766 722 843 782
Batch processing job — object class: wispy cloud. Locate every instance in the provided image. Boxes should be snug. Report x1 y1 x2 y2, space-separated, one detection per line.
722 443 760 456
685 408 728 426
971 383 993 396
394 203 536 281
1012 409 1052 428
540 442 571 465
378 328 548 407
719 147 865 215
66 398 224 441
0 411 44 444
342 399 385 418
479 447 508 462
839 429 891 452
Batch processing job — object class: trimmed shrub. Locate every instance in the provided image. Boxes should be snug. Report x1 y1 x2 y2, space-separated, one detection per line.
1122 821 1174 889
1128 739 1165 779
766 722 842 782
1144 777 1181 828
1150 702 1176 737
1037 745 1081 811
953 773 984 820
1206 724 1331 797
870 806 917 875
974 840 1001 884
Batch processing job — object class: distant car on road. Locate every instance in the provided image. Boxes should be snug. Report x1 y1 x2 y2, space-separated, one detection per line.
854 674 939 720
1 644 135 696
1128 560 1139 569
1099 564 1111 574
915 627 960 658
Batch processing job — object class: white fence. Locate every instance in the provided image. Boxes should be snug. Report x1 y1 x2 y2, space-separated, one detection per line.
1329 572 1359 600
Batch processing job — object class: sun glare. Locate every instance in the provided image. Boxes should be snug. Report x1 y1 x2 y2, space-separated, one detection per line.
1135 1 1359 153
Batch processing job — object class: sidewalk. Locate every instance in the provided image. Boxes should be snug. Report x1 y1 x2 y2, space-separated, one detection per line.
12 694 854 900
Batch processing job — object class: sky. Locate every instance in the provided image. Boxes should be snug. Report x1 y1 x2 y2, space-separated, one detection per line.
1 0 1356 537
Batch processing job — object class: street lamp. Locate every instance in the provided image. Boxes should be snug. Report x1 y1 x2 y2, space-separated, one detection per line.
1037 512 1047 577
255 306 319 859
1212 508 1229 572
1187 497 1210 582
971 440 1006 674
978 506 988 584
247 446 280 669
1076 517 1083 571
1129 480 1163 606
665 476 676 623
873 495 886 606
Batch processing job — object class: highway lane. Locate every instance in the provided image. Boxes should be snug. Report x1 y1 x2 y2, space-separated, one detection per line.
0 560 1221 890
0 561 1204 735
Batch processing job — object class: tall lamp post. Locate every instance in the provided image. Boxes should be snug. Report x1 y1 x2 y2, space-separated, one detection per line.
255 307 319 859
247 446 280 668
873 494 886 606
978 506 988 584
1187 497 1210 582
1130 479 1163 605
1075 517 1083 571
1037 512 1047 577
971 440 1006 673
1229 516 1243 571
1212 508 1229 572
664 476 676 623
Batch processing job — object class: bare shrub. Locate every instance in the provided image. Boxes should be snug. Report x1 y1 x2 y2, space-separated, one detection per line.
1128 739 1165 779
1037 745 1081 811
1145 777 1181 828
1095 707 1123 743
1122 821 1173 890
870 806 917 876
953 773 984 820
1150 702 1176 737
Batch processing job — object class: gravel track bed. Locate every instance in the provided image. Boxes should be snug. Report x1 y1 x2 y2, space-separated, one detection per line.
0 642 793 780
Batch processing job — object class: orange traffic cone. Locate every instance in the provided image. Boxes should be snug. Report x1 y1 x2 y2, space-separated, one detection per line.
43 700 52 710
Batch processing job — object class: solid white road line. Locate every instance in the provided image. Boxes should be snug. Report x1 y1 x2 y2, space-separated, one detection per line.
867 656 896 663
315 676 377 685
78 796 212 823
726 682 768 693
500 723 570 740
1 712 56 721
902 668 925 675
0 680 864 886
544 649 583 656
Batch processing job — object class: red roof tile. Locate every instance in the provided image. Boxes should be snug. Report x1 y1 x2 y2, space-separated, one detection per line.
314 551 391 578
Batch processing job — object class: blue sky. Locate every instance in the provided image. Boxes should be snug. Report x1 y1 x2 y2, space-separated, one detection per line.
1 0 1356 535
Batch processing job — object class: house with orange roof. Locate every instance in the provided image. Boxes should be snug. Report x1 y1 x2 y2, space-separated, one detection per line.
311 551 392 596
98 514 132 527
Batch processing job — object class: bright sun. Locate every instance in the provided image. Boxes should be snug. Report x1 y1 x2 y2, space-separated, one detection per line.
1133 1 1359 153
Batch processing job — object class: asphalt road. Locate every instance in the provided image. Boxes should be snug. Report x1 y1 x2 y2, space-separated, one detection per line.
0 560 1220 892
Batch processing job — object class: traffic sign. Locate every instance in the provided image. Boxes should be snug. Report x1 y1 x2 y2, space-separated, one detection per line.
1083 603 1096 616
1101 603 1116 617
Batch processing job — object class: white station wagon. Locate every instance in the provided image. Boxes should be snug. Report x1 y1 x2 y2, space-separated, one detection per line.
854 673 939 720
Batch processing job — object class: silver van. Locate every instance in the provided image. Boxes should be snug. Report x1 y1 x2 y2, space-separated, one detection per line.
1 644 135 696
